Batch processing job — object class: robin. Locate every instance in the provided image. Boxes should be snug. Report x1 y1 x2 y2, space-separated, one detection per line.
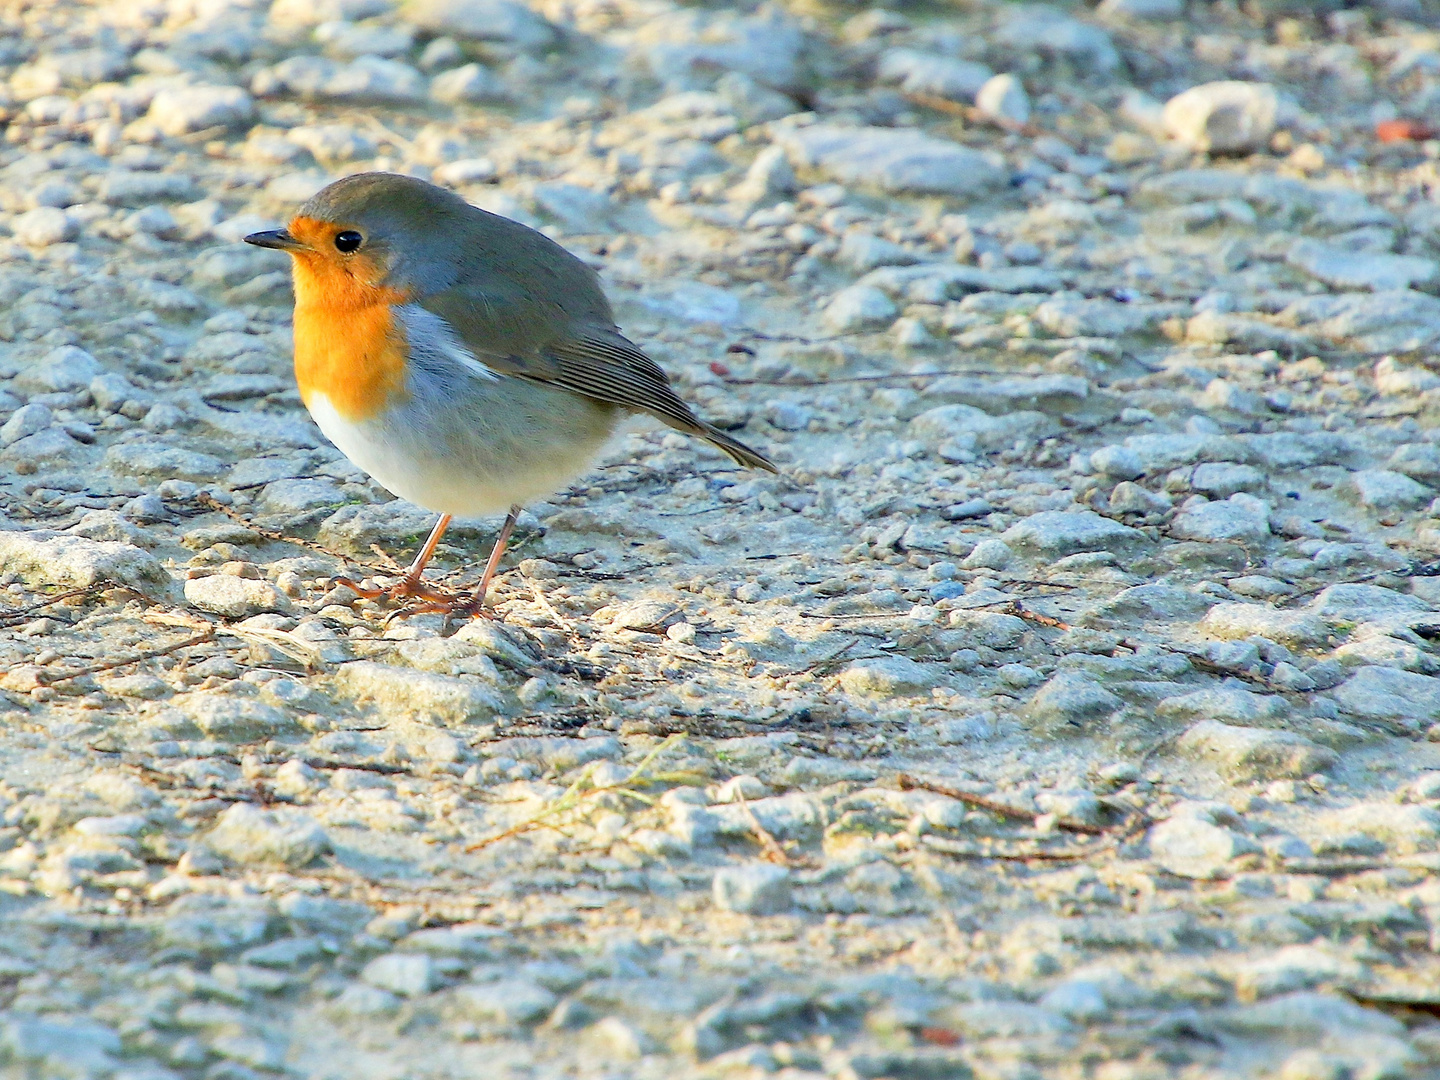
244 172 773 617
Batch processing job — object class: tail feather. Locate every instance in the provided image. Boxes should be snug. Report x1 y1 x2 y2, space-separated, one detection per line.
699 422 777 472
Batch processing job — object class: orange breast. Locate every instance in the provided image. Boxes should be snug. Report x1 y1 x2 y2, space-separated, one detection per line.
287 221 411 422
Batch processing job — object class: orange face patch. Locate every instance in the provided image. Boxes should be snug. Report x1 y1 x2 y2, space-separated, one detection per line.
283 215 411 422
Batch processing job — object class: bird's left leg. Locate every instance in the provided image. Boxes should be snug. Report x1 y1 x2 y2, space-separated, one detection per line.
332 513 460 604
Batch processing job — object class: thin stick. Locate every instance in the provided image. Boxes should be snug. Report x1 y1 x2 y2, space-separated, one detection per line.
41 630 215 685
526 577 575 633
0 583 108 627
897 774 1105 836
733 786 793 867
195 493 391 575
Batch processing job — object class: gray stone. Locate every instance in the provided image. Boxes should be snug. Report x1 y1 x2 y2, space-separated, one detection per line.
1098 0 1183 16
823 285 897 332
1090 583 1212 622
1001 510 1148 558
1281 289 1440 355
1310 584 1427 620
1163 81 1279 153
1090 444 1144 480
713 863 792 914
334 661 503 724
1191 463 1265 498
1178 720 1337 781
429 63 507 104
1288 240 1438 292
185 575 295 618
961 538 1012 570
909 404 1058 454
0 531 167 590
0 402 52 446
1331 666 1440 729
777 124 1004 196
838 656 938 697
452 979 558 1025
1 1017 121 1077
361 953 438 997
206 803 331 868
17 345 101 392
1023 673 1121 733
99 170 199 205
105 442 226 481
1201 603 1329 647
408 0 559 49
877 49 992 103
148 85 254 135
1148 809 1260 879
1169 494 1271 545
10 206 76 247
182 690 299 740
975 73 1030 124
1348 469 1432 511
1216 992 1404 1037
259 478 345 514
1324 802 1440 853
994 6 1119 71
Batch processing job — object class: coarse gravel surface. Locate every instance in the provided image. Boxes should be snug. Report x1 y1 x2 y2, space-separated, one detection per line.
8 1 1440 1078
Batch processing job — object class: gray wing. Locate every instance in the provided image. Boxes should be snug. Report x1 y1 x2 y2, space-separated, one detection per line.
419 286 775 472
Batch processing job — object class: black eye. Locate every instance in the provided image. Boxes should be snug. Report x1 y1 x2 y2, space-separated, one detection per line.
334 230 363 253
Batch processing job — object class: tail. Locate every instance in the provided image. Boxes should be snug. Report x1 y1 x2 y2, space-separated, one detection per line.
699 421 777 472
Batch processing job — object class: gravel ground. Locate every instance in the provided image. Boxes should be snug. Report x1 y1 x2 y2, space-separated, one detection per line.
8 0 1440 1077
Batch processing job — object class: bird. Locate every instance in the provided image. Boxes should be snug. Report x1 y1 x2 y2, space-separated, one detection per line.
244 171 774 619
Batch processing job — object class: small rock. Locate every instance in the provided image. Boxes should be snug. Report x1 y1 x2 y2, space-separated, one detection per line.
1163 81 1279 153
1001 510 1149 558
148 85 254 135
1148 808 1259 879
1288 241 1438 293
878 49 992 103
1 403 53 446
713 863 791 914
777 124 1005 196
0 531 167 590
452 979 558 1025
1331 666 1440 730
18 345 101 393
1169 494 1271 545
838 656 938 697
11 206 76 247
334 661 502 725
824 285 898 332
205 803 330 868
361 953 437 997
961 538 1012 570
585 1016 657 1059
407 0 559 49
1348 469 1432 511
1178 720 1337 781
429 63 507 104
975 73 1030 125
185 575 294 618
1023 673 1122 734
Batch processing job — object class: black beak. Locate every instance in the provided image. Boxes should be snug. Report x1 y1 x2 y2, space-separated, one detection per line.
243 229 304 251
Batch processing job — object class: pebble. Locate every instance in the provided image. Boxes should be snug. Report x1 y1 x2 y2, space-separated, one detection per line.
185 575 295 618
713 864 791 915
204 803 331 868
1162 81 1280 154
975 73 1030 125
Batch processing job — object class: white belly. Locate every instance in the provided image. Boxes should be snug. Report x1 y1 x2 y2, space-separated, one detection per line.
305 385 618 517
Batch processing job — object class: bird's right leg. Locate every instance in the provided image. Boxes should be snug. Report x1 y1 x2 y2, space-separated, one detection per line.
332 513 460 604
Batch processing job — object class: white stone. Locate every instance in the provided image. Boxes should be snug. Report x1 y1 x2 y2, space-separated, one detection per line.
206 803 330 868
11 206 76 247
334 660 502 724
1288 240 1438 292
1325 802 1440 853
962 538 1013 570
429 63 507 104
1098 0 1183 17
408 0 559 49
1310 584 1427 620
361 953 438 997
1090 444 1144 480
1178 720 1337 781
1 403 52 446
824 285 897 332
1169 493 1271 545
0 531 167 590
713 863 791 914
286 123 376 163
452 979 557 1024
975 73 1030 125
878 49 992 103
1001 510 1148 558
776 124 1005 195
185 575 295 618
148 85 254 135
1163 81 1279 153
1023 673 1121 734
1331 666 1440 729
838 656 938 697
1148 813 1259 879
1348 469 1432 511
1201 602 1329 647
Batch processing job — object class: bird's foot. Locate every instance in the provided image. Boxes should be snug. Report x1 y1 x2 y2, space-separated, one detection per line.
330 573 460 608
